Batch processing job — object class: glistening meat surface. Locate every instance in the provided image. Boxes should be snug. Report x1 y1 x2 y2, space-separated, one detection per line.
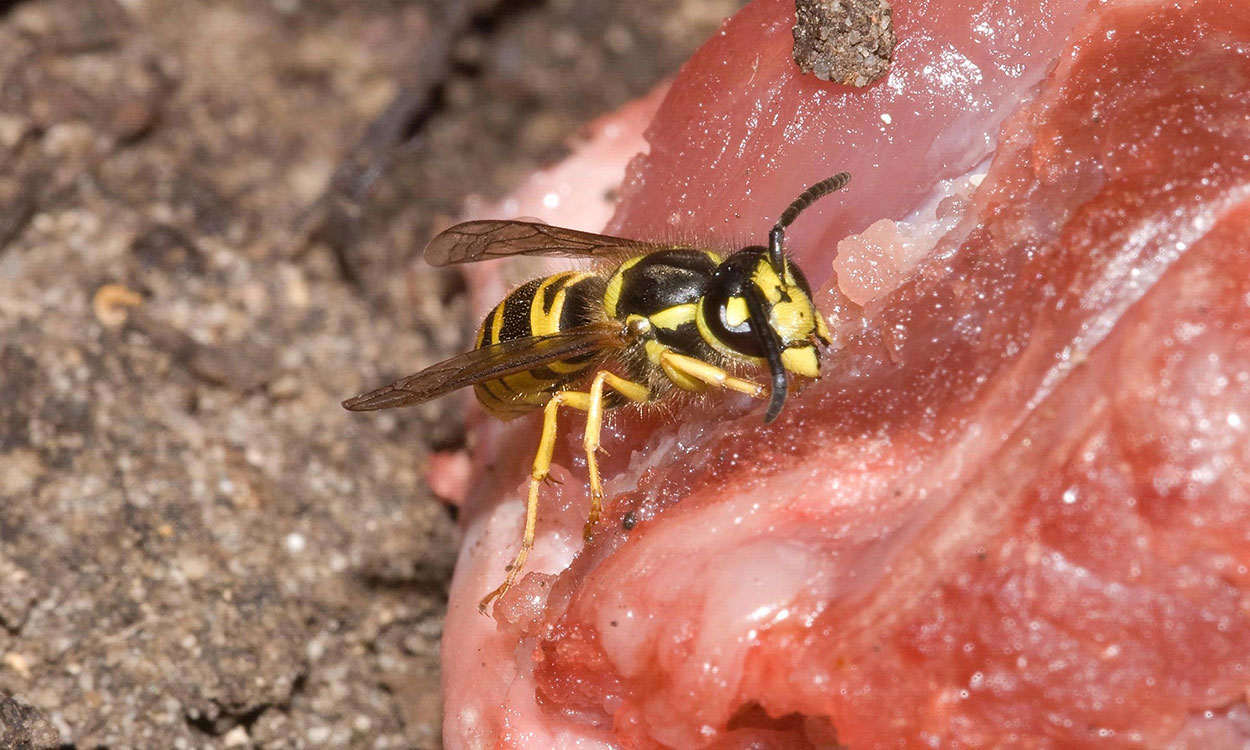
442 0 1250 747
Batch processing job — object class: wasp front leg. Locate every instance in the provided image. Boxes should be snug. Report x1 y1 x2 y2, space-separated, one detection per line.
658 349 767 398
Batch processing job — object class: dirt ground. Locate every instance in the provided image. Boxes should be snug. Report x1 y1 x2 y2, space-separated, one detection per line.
0 0 742 747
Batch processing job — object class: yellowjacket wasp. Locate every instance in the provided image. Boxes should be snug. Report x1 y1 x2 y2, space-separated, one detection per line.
344 173 850 612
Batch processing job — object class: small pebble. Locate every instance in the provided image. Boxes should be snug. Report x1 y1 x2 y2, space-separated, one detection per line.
285 532 306 553
223 726 250 747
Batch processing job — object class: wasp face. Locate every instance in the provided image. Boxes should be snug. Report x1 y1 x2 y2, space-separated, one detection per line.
699 248 831 364
697 247 833 422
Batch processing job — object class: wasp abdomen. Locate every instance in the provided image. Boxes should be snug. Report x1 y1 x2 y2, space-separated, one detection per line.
473 271 607 417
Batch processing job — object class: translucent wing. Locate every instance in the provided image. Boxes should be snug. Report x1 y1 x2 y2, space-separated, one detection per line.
342 322 628 411
424 220 679 267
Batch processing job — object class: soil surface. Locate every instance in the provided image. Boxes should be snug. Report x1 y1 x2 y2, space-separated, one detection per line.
0 0 742 747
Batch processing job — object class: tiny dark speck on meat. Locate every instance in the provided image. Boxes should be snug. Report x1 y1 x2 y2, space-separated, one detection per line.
793 0 896 86
622 510 638 530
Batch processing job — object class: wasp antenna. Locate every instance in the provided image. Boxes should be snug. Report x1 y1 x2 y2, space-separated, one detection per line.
744 288 789 423
774 172 852 232
768 172 852 272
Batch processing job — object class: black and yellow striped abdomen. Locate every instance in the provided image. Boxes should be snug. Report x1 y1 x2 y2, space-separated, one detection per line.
473 271 607 418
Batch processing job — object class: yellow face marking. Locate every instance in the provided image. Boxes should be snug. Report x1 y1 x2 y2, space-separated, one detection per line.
694 303 727 358
814 310 832 344
752 262 786 304
781 346 820 378
771 298 814 336
725 297 749 328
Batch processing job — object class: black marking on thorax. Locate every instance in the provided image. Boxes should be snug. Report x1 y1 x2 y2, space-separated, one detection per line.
614 250 717 318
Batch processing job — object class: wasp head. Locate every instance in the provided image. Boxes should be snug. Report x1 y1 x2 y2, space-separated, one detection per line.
697 247 833 422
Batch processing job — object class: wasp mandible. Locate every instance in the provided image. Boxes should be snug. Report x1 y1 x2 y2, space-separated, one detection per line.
344 173 850 612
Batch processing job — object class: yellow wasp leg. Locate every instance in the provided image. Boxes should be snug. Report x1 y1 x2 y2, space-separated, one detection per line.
479 373 647 613
659 350 766 398
583 371 651 540
479 388 589 613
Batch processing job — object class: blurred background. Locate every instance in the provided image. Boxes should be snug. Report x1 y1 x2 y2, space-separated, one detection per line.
0 0 743 746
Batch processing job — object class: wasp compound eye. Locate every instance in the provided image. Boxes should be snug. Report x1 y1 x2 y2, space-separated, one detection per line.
701 252 767 359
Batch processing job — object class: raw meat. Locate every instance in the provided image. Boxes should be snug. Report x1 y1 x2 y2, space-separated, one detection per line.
443 0 1250 747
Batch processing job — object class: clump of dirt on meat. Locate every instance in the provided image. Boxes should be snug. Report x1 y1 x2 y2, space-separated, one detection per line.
793 0 896 85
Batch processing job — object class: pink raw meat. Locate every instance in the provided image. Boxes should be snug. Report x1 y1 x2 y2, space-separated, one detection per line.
442 0 1250 748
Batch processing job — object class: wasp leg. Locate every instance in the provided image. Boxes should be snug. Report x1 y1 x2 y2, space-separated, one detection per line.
477 372 652 613
583 371 651 540
479 388 592 614
659 350 766 398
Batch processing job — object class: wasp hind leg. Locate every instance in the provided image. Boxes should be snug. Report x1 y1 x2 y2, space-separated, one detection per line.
478 372 650 614
583 371 651 539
